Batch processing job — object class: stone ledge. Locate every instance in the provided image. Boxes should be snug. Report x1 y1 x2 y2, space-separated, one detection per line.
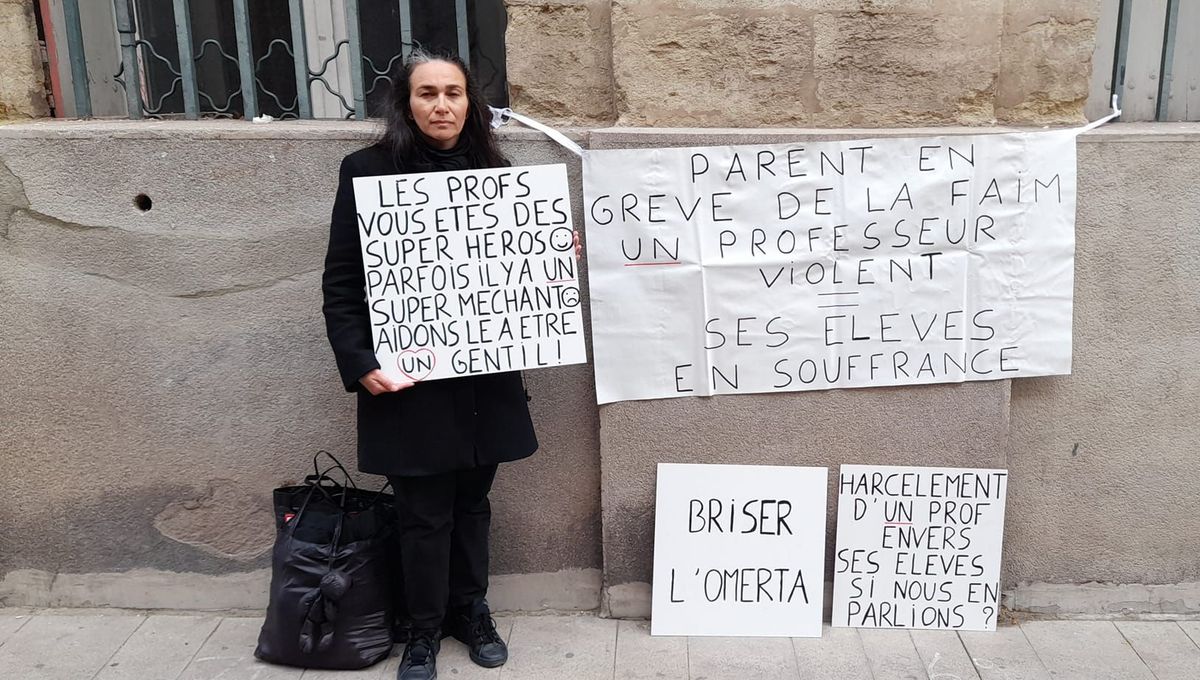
1007 581 1200 619
588 122 1200 145
0 567 601 613
0 118 590 142
604 580 1200 621
0 119 1195 143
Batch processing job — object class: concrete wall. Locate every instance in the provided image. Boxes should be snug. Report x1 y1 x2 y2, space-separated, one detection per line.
1 121 1197 619
506 0 1101 127
0 121 601 611
1004 126 1200 616
589 124 1200 618
1 0 1197 619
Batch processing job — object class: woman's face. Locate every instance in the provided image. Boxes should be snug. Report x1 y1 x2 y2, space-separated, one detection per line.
409 60 469 150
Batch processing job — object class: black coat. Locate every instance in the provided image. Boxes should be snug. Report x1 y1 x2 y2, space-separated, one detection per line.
321 143 538 477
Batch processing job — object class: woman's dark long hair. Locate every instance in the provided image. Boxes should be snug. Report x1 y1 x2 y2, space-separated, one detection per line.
378 50 508 169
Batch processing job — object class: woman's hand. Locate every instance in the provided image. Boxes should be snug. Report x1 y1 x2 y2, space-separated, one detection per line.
574 229 583 258
359 369 416 395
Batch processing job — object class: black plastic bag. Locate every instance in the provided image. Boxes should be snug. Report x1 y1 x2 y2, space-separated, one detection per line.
255 452 396 669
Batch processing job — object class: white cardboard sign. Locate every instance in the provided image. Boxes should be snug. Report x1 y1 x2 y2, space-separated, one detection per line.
582 131 1078 403
651 463 828 637
352 164 587 383
832 465 1008 631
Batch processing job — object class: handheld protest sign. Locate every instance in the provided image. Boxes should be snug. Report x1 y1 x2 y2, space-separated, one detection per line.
352 164 586 383
582 131 1078 404
651 463 827 637
831 465 1008 631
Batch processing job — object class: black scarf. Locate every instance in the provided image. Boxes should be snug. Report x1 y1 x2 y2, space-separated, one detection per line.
409 136 473 173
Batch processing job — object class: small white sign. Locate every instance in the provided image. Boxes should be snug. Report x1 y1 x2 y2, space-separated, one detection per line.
832 465 1008 631
651 463 828 637
352 164 587 383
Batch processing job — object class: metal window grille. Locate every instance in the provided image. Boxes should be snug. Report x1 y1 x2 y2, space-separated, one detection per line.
46 0 508 120
1088 0 1199 122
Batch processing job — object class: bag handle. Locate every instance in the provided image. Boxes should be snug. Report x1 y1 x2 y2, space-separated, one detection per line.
369 479 393 507
285 452 391 537
303 463 349 497
312 451 357 490
325 502 347 566
285 461 350 535
294 462 352 510
287 449 368 535
309 451 394 509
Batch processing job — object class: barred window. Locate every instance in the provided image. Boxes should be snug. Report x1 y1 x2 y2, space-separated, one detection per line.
45 0 507 119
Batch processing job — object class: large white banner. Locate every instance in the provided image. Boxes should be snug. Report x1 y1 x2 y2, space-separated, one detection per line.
352 164 586 383
831 465 1008 632
583 131 1077 403
651 463 828 637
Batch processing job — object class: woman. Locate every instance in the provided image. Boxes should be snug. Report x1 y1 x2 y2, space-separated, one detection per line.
321 51 535 680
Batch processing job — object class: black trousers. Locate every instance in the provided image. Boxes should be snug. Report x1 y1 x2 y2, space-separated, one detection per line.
388 464 497 630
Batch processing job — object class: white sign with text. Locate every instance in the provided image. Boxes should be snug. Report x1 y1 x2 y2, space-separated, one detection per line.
352 164 586 383
832 465 1008 631
583 131 1078 403
651 463 828 637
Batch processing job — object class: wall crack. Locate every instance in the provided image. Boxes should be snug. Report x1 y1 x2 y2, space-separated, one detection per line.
169 269 321 299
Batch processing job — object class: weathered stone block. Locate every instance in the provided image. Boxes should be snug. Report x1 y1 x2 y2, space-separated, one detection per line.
505 0 616 124
612 0 818 126
510 0 1102 127
996 0 1101 123
0 0 48 119
811 9 1003 126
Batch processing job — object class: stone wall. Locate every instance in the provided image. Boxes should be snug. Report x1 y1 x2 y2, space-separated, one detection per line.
505 0 616 125
0 0 48 119
0 1 1102 125
506 0 1101 127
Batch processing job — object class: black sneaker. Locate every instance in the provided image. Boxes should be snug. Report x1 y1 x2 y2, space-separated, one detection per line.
445 599 508 668
397 628 439 680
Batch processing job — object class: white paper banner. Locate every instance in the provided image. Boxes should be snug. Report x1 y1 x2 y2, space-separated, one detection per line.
831 465 1008 631
352 164 587 383
651 463 828 637
582 132 1077 403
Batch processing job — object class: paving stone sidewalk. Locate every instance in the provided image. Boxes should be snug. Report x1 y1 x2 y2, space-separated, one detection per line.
2 609 1199 680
